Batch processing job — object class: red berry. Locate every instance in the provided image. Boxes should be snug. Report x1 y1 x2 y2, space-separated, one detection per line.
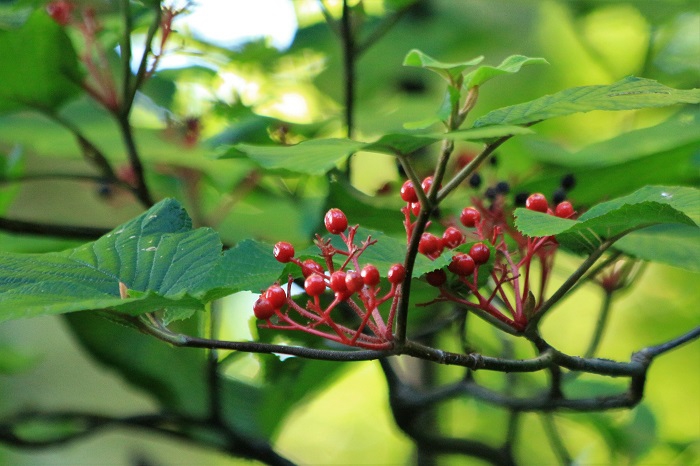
273 242 295 263
400 180 418 203
304 273 327 296
469 242 491 265
460 207 481 228
345 270 364 293
410 202 421 216
421 176 440 194
425 269 447 287
361 264 380 287
46 0 74 26
526 193 549 213
263 285 287 309
387 264 406 285
330 271 348 293
253 297 275 320
324 208 348 235
448 253 475 276
301 259 324 278
554 201 575 218
442 226 465 249
418 233 442 257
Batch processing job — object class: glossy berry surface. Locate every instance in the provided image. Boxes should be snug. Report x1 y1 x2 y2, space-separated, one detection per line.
426 269 447 287
304 273 327 296
361 264 380 286
253 297 275 320
324 208 348 234
469 242 491 265
330 271 348 293
448 253 475 276
345 270 364 293
554 201 575 218
301 259 324 278
418 233 442 256
460 207 481 228
273 242 295 263
442 226 465 249
264 285 286 309
526 193 549 213
387 264 406 284
410 202 421 216
421 176 434 193
400 180 418 203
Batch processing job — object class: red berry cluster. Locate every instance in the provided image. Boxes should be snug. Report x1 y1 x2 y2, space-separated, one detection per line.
400 177 578 331
256 208 404 350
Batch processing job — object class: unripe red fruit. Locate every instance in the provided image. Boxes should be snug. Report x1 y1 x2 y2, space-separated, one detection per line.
411 202 421 216
253 297 275 320
469 242 491 265
47 0 74 26
304 273 327 296
387 264 406 284
418 233 442 256
442 226 465 249
273 242 295 263
361 264 380 286
324 208 348 234
425 269 447 287
448 253 475 276
554 201 575 218
263 285 286 309
400 180 418 203
330 271 348 293
526 193 549 213
460 207 481 228
301 259 324 278
345 270 364 293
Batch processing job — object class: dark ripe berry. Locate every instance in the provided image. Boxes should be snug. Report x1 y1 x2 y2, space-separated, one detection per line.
46 0 74 26
514 192 529 207
329 271 348 293
301 259 324 278
97 183 113 198
526 193 549 213
345 270 364 293
273 242 295 263
448 253 475 276
561 173 576 191
361 264 380 287
400 180 418 203
555 201 575 218
469 242 491 265
489 154 499 166
418 233 442 256
552 188 567 205
468 172 482 188
421 176 434 193
253 297 275 320
411 202 421 216
324 208 348 234
387 264 406 285
304 273 327 296
264 285 287 309
425 269 447 287
485 186 497 200
496 181 510 194
442 226 465 249
460 207 481 228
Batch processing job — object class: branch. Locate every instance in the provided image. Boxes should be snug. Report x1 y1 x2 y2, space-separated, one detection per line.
0 217 110 240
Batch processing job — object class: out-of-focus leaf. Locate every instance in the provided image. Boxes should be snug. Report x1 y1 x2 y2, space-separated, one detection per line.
403 49 484 83
474 77 700 127
614 224 700 272
0 345 36 374
463 55 548 89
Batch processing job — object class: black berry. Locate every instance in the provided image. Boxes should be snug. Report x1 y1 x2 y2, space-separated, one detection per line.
561 173 576 191
485 187 497 200
495 181 510 194
552 188 567 205
468 173 482 188
514 192 529 207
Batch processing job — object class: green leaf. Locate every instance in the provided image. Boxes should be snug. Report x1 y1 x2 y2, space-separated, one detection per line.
614 224 700 272
514 186 699 253
0 199 280 323
0 345 36 374
0 11 82 114
474 76 700 127
463 55 548 89
403 49 484 83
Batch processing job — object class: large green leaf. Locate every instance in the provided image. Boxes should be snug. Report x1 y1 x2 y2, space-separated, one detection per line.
0 11 82 113
474 77 700 127
0 199 285 323
463 55 548 89
614 224 700 272
514 186 699 253
403 49 484 83
217 126 532 175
